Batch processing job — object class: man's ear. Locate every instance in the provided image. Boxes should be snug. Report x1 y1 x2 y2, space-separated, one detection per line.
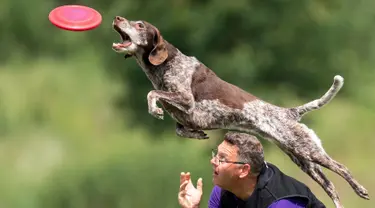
148 27 168 66
239 164 252 178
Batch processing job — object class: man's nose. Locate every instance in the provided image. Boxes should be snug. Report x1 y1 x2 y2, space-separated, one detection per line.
210 157 217 166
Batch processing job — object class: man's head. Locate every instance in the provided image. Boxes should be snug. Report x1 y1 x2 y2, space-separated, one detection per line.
211 131 265 189
112 16 168 65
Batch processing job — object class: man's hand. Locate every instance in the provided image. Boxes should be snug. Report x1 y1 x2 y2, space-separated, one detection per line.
178 172 203 208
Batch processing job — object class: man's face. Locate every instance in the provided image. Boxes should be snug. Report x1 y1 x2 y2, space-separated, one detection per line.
210 141 250 189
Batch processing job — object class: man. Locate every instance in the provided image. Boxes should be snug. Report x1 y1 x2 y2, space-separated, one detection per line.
178 131 325 208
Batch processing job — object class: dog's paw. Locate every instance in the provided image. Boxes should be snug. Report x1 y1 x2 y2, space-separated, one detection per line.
356 185 369 200
193 130 209 140
149 107 164 120
176 129 209 140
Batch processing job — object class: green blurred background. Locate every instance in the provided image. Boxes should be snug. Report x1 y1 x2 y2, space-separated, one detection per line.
0 0 374 207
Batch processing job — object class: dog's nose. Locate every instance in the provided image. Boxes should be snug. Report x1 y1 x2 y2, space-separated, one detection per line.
114 16 126 23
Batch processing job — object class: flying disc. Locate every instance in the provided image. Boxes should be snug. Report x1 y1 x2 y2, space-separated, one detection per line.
49 5 102 31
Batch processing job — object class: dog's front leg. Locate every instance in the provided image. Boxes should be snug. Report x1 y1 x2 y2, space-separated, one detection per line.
175 122 209 139
147 90 194 120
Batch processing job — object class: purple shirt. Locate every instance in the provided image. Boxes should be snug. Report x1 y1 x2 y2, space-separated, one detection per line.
209 185 307 208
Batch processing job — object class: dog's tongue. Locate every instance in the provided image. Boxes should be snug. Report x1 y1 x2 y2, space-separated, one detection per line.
113 41 131 48
122 40 131 47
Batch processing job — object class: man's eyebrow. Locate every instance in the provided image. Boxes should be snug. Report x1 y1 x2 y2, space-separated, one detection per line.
218 151 228 157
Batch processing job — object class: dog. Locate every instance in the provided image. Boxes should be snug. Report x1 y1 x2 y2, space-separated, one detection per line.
111 16 369 208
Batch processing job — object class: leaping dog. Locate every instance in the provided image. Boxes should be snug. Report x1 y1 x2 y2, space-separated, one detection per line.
111 16 370 208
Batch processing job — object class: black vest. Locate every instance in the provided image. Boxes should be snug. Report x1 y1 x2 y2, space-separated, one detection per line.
219 163 326 208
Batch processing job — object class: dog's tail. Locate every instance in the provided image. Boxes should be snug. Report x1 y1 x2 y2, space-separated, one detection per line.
292 75 344 118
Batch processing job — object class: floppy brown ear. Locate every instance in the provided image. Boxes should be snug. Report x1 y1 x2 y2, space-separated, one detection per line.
148 27 168 66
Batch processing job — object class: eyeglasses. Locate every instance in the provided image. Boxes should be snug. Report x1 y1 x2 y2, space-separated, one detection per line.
211 148 248 165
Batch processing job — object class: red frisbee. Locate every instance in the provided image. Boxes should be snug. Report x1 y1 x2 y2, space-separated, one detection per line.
49 5 102 31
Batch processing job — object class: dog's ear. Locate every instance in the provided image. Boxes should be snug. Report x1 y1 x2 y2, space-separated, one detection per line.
148 27 168 66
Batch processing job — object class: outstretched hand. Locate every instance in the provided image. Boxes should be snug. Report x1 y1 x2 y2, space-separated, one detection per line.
178 172 203 208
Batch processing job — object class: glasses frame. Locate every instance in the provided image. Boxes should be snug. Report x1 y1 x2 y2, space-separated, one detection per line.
211 148 248 165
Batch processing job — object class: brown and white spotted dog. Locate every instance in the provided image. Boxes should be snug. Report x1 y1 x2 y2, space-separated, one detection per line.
111 16 369 207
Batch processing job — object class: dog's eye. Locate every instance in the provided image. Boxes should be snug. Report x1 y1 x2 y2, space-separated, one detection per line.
136 22 145 29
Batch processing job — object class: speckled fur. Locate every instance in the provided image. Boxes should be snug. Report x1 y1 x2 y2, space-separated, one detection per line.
112 16 369 207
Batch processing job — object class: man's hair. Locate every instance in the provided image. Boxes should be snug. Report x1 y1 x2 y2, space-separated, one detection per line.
224 131 265 175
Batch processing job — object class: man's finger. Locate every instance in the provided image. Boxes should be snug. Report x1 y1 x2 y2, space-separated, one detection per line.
178 189 186 198
179 180 189 191
178 190 187 204
180 172 186 184
197 178 203 193
186 172 191 182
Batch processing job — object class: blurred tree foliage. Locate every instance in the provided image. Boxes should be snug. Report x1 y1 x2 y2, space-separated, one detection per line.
1 0 375 134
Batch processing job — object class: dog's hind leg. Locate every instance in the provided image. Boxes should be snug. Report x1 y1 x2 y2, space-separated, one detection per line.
291 124 369 200
311 152 369 200
312 164 343 208
286 152 342 208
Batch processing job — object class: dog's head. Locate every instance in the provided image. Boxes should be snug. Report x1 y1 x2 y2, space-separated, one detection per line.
112 16 168 65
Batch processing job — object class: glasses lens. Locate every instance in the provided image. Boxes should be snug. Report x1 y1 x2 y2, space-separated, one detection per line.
212 149 221 165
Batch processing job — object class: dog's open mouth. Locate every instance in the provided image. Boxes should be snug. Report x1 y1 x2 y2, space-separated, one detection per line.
113 25 132 49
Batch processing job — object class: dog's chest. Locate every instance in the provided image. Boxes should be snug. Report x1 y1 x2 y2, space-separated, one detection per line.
143 66 166 90
139 52 200 91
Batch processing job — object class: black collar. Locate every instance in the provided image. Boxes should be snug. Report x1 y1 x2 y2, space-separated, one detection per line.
255 162 274 190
